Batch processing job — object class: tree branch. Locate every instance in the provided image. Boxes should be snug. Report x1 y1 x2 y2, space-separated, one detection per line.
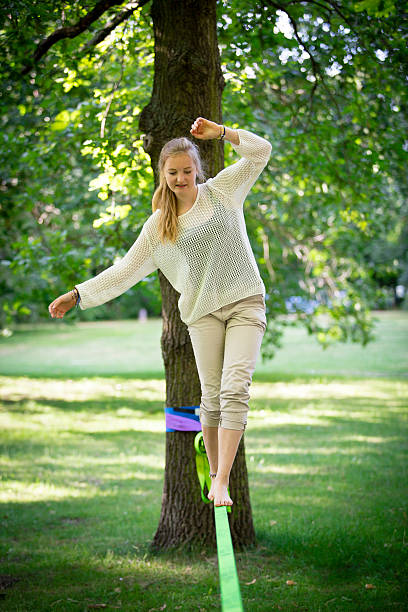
285 0 333 17
283 7 321 100
100 43 126 137
22 0 149 75
266 0 344 118
275 0 356 32
80 0 151 53
324 0 356 29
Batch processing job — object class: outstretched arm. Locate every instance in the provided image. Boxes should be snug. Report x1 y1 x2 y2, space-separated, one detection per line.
48 224 157 318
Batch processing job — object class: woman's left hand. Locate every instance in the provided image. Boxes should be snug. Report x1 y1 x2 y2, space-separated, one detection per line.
48 291 75 319
190 117 222 140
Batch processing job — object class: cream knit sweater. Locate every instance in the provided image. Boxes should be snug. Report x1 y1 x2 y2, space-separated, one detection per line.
76 128 272 325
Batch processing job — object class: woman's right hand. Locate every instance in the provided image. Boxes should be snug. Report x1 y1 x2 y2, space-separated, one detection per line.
48 291 76 319
190 117 222 140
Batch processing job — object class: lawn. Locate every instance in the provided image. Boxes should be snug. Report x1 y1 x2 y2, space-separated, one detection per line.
0 311 407 611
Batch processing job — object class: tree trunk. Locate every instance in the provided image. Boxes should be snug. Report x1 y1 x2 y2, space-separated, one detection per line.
139 0 255 550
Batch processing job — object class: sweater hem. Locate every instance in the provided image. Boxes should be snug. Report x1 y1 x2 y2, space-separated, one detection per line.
182 283 265 326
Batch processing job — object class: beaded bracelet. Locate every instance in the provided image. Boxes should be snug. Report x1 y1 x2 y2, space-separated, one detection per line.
71 287 81 308
218 125 226 141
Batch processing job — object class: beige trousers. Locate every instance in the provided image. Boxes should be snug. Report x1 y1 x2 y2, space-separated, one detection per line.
187 293 267 431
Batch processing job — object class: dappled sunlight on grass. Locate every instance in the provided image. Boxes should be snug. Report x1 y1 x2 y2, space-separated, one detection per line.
250 378 407 401
0 378 167 510
243 375 408 588
250 408 332 427
0 467 164 504
1 406 165 433
0 446 165 503
256 464 324 475
1 371 407 610
343 435 393 444
0 376 165 403
0 375 167 436
0 480 91 502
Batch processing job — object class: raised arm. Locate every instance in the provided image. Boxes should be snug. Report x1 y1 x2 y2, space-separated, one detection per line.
190 117 272 208
207 129 271 207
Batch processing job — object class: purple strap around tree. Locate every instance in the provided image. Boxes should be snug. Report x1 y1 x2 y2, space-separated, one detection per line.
165 406 201 432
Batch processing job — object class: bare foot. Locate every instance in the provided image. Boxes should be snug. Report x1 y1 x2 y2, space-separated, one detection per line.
212 480 233 506
208 479 216 502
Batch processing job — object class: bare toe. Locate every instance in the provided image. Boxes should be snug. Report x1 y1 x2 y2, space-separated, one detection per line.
213 483 233 506
215 498 233 507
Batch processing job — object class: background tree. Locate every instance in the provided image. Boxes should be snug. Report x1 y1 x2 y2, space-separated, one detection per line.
137 0 256 549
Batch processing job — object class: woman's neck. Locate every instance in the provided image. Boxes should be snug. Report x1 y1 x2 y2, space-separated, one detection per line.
176 185 198 215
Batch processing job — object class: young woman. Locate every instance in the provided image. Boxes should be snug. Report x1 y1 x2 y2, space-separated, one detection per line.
49 117 272 507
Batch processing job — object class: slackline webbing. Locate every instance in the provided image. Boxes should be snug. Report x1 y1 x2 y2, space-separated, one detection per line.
194 432 242 609
214 505 244 612
195 438 212 504
194 432 231 513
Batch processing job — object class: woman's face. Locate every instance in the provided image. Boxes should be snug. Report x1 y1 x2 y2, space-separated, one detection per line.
163 153 197 199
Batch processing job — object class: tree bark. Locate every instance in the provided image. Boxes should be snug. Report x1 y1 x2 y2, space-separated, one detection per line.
139 0 255 550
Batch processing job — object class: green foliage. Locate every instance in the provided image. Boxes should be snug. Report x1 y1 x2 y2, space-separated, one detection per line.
217 0 408 349
0 0 407 354
354 0 397 17
0 2 158 329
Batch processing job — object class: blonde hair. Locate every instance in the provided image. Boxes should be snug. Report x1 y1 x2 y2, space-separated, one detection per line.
152 137 205 243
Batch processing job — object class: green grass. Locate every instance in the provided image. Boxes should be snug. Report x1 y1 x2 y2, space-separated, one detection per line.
0 311 407 611
1 310 407 379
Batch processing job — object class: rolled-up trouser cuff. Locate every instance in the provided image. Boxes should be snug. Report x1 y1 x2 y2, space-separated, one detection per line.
199 407 221 428
200 406 247 431
220 417 246 431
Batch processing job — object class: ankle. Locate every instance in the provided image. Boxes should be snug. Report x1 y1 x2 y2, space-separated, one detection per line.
215 474 229 486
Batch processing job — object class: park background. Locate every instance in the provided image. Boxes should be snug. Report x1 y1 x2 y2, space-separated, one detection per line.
1 0 407 610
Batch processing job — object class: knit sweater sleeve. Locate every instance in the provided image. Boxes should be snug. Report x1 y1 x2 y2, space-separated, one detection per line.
206 128 272 207
75 222 157 310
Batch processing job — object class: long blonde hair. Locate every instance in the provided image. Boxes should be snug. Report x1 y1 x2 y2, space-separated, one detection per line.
152 137 205 243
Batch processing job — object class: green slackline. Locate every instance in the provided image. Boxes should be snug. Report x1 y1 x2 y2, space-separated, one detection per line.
194 432 242 611
214 505 244 612
194 431 212 504
194 432 231 513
